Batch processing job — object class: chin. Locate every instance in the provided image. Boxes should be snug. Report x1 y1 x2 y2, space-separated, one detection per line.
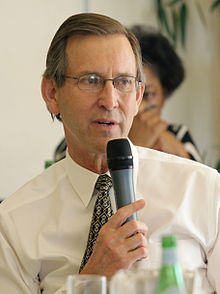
94 137 119 154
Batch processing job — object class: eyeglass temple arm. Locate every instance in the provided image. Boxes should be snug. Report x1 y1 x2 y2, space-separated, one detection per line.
62 75 79 80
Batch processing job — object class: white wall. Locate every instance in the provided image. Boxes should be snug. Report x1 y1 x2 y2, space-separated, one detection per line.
162 0 220 166
0 0 80 199
1 0 219 199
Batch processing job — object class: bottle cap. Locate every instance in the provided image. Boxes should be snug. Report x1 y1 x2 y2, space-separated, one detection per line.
162 235 177 248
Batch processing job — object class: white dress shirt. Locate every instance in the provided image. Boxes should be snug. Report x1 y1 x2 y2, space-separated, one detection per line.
0 143 219 294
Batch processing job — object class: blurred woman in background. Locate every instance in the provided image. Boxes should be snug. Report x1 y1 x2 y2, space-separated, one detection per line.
128 26 201 161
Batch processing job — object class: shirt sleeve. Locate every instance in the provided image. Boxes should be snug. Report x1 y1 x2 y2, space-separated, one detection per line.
207 171 220 292
0 221 69 294
0 217 40 293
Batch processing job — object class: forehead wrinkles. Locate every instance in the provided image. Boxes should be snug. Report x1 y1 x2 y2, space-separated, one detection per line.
65 34 137 75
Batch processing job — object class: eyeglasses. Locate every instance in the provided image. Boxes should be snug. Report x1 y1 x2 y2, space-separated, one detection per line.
62 73 139 93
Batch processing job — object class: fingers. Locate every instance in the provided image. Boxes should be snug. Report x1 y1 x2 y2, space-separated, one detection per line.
138 106 160 120
108 199 146 228
155 131 190 158
127 245 148 262
154 120 168 136
130 109 167 149
116 233 148 266
98 218 148 254
95 226 148 272
118 219 148 239
82 200 148 279
138 107 167 129
121 231 148 252
139 111 167 132
101 200 148 252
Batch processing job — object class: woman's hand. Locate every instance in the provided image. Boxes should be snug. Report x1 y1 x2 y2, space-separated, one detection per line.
129 107 167 148
153 131 190 158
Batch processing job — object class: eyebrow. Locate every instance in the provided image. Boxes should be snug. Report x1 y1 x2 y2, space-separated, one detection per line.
145 84 154 90
67 70 136 77
66 70 100 76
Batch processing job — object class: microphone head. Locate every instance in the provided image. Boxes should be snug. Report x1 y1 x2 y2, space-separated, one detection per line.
107 138 133 171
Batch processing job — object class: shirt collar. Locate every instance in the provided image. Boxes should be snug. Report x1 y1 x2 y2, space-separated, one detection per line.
64 140 139 207
65 151 101 207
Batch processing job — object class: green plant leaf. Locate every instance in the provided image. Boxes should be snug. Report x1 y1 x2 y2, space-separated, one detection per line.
159 6 170 32
210 0 220 12
180 2 188 48
155 0 188 49
196 1 207 26
168 0 182 7
171 8 178 47
155 0 164 27
155 0 163 13
159 6 176 43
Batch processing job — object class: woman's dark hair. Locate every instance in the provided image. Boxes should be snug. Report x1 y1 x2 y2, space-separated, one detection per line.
131 25 185 98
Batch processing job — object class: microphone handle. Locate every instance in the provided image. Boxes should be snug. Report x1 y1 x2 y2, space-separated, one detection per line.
110 169 137 222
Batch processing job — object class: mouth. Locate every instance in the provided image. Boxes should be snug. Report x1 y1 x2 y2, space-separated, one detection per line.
97 121 115 126
93 119 118 128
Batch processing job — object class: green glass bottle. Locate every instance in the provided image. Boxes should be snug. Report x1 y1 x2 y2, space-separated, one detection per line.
215 159 220 173
44 160 55 169
155 235 186 294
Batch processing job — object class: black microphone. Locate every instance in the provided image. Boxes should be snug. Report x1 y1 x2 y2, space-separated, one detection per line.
107 138 137 223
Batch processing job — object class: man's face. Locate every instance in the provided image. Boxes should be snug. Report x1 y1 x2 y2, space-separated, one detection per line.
54 34 143 155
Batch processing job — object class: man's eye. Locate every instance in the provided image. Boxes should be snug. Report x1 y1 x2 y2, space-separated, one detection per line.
81 75 101 85
121 79 129 85
117 78 131 86
88 76 99 84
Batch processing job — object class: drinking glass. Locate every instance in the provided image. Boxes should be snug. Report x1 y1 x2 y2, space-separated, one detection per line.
184 270 195 294
110 269 158 294
110 268 196 294
67 274 107 294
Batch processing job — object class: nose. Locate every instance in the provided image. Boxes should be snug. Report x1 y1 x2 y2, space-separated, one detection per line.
97 80 119 110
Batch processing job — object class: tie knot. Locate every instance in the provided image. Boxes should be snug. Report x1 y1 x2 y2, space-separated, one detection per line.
95 174 112 192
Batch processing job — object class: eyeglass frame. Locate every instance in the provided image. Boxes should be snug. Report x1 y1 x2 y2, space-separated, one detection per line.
61 73 141 93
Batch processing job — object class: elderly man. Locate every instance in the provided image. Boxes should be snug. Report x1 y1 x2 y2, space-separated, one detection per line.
0 13 219 294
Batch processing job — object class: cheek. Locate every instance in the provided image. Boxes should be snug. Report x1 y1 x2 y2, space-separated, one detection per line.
58 88 80 115
57 97 76 127
154 89 165 106
134 102 139 116
125 98 139 118
138 99 149 112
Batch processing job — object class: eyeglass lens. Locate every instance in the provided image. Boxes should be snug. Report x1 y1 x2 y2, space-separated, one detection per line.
78 74 136 92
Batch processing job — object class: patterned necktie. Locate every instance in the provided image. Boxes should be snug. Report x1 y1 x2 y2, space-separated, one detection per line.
79 174 113 272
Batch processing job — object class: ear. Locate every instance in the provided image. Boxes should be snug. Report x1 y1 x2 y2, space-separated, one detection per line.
41 77 60 115
134 83 145 116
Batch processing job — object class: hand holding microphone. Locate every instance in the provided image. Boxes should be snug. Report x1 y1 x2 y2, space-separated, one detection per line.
81 139 148 278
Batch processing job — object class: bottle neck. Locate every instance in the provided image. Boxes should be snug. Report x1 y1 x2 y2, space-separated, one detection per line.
162 248 177 266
